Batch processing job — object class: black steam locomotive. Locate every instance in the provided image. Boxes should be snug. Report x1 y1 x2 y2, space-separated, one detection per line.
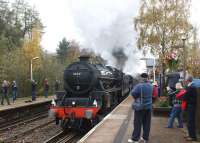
51 56 133 131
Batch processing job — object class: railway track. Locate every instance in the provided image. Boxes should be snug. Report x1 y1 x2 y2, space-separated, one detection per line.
44 131 79 143
0 111 48 133
1 116 55 143
0 101 51 130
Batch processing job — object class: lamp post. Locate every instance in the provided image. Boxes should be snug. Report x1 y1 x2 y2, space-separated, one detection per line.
182 36 187 80
30 57 39 81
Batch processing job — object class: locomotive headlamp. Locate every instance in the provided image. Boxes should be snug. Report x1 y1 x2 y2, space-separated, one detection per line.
51 99 56 106
72 101 76 106
93 99 97 107
100 71 106 75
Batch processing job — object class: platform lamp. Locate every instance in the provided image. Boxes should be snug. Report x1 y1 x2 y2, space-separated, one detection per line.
30 57 39 81
182 35 187 81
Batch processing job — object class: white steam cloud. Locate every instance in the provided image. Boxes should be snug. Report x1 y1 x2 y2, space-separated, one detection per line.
67 0 144 75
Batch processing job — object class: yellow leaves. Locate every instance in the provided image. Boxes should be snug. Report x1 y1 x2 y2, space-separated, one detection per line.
65 41 80 64
23 26 42 59
22 24 42 71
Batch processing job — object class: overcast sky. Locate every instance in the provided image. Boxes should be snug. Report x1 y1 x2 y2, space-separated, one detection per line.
26 0 200 74
26 0 200 52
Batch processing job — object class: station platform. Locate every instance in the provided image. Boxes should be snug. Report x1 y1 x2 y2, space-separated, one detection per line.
78 96 199 143
0 95 54 112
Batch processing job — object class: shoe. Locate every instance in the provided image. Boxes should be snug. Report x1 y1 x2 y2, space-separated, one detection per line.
128 139 138 143
184 135 189 138
185 137 197 141
140 137 148 143
140 137 144 141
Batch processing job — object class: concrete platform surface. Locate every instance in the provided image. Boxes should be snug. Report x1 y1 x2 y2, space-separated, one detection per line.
0 96 54 112
122 115 198 143
78 96 133 143
78 95 199 143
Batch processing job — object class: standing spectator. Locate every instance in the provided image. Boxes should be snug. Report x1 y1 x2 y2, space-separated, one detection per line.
128 73 153 143
12 80 17 103
54 80 59 93
166 82 186 128
152 80 158 103
44 78 49 98
31 80 37 101
183 75 197 141
1 80 10 105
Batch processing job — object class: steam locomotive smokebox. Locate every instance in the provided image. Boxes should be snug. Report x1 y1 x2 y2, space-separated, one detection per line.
196 88 200 133
79 55 90 62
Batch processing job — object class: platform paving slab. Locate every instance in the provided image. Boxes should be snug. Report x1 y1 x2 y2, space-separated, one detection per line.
0 96 54 112
78 95 199 143
122 112 199 143
78 96 133 143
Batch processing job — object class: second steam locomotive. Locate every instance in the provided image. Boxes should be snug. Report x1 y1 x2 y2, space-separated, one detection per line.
51 56 134 131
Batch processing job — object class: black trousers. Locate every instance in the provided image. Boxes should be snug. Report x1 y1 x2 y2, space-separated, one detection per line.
187 104 196 139
132 109 151 141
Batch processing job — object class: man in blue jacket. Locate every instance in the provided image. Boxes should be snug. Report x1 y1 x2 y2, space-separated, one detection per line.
128 73 153 143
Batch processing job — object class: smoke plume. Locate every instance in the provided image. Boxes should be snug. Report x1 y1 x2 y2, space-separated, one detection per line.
112 47 128 70
66 0 145 75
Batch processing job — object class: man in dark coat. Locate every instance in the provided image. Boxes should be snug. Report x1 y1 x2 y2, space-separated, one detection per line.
44 79 49 98
54 80 59 93
184 75 197 141
31 80 37 101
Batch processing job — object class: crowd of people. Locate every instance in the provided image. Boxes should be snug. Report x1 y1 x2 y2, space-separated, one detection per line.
128 73 198 143
0 79 61 105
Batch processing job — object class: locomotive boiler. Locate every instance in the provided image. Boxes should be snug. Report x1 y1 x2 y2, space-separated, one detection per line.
51 56 132 131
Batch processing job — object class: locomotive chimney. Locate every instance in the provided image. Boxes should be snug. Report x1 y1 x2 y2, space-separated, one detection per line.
79 55 90 62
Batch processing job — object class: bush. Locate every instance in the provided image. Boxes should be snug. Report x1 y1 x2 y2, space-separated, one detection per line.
155 97 169 107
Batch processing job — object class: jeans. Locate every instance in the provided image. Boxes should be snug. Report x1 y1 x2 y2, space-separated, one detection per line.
32 90 36 101
12 89 17 102
187 104 196 139
132 109 151 141
167 106 183 128
44 89 48 98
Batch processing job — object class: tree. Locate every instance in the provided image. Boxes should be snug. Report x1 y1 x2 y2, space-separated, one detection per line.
56 38 70 64
134 0 193 95
66 40 80 64
187 28 200 77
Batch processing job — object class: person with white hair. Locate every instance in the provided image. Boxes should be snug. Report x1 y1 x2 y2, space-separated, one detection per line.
166 82 186 128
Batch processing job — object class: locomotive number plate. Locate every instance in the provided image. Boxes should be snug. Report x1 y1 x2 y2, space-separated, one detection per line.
73 72 81 76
